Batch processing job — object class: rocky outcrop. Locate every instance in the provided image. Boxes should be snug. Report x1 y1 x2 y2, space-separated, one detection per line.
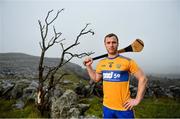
0 79 38 109
11 79 32 99
0 80 15 97
75 81 103 98
131 83 180 99
168 86 180 99
0 79 90 117
51 89 89 118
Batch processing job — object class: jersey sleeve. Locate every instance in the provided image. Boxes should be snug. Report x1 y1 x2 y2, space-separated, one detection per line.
129 59 139 74
96 61 102 74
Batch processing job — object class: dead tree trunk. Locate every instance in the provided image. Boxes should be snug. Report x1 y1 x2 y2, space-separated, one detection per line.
37 9 94 115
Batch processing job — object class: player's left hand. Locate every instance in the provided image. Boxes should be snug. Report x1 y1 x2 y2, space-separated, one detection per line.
123 98 140 110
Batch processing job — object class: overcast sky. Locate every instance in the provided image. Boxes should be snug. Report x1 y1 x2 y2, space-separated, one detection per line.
0 0 180 75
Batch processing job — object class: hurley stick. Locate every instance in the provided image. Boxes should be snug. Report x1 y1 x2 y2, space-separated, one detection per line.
92 39 144 60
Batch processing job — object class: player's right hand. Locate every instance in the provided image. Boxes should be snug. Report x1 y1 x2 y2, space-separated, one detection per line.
83 57 93 66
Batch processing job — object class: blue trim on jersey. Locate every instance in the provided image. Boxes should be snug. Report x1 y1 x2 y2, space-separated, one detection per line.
103 106 134 118
102 70 129 82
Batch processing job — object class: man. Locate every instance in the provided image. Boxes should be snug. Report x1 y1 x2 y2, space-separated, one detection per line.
84 33 148 118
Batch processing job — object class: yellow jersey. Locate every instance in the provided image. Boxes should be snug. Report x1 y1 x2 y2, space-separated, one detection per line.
96 55 139 110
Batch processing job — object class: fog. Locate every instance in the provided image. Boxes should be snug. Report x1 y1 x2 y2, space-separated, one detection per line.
0 0 180 75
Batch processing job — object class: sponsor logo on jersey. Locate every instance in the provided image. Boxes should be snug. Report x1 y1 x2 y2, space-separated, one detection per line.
102 70 129 82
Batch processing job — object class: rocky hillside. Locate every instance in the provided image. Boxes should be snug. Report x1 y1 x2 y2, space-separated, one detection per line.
0 52 89 80
0 52 180 118
0 52 92 118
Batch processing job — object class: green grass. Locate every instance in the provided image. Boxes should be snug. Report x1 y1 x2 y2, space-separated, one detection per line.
0 98 43 118
134 97 180 118
1 97 179 118
83 96 103 117
55 69 89 90
80 97 180 118
62 74 87 89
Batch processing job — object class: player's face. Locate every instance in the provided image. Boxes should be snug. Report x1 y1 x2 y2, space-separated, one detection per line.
104 36 118 55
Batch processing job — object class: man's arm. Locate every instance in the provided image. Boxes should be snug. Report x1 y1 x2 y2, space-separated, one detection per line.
134 68 148 102
84 57 102 82
124 68 148 110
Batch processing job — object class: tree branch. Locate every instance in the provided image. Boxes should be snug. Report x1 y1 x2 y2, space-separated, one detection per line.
45 9 53 24
43 66 57 82
39 42 43 50
37 9 94 113
38 20 46 49
64 23 94 52
39 9 65 51
48 9 64 25
57 73 69 82
65 51 94 58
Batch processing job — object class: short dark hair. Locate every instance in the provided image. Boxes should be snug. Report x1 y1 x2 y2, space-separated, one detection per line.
104 33 119 43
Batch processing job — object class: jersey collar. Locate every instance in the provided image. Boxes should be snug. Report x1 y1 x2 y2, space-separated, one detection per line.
107 54 119 60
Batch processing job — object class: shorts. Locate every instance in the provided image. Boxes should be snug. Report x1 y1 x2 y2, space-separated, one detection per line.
103 105 135 118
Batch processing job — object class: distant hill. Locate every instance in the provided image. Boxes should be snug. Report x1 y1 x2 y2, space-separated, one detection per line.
0 52 89 80
0 52 179 87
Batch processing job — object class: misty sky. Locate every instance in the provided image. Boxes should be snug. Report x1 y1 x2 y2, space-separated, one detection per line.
0 0 180 75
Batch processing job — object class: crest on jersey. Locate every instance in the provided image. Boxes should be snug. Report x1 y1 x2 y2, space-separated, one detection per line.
108 62 113 68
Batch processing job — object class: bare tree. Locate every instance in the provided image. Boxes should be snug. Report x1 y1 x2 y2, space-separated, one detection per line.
37 9 94 114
